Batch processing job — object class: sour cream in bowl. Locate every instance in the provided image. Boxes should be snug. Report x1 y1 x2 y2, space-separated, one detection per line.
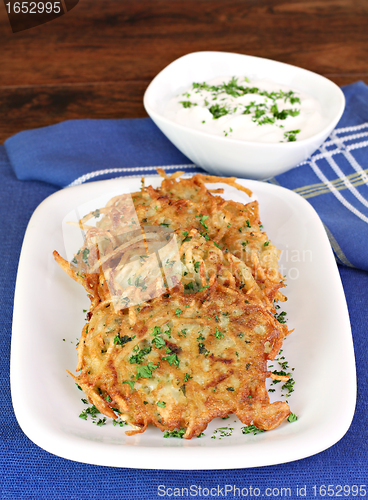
143 52 345 180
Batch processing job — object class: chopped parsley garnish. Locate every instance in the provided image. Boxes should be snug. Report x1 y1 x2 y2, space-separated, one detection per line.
163 428 185 438
241 424 265 435
211 426 234 438
122 380 135 390
129 345 152 364
272 369 289 379
209 104 229 119
283 129 301 142
112 419 128 427
164 325 172 338
152 335 166 349
199 231 210 241
288 412 298 423
194 262 201 273
79 403 108 426
180 100 197 108
215 327 224 339
198 342 209 356
82 248 90 265
162 352 180 368
152 326 161 336
114 334 132 346
79 404 100 420
274 310 287 324
197 214 209 230
271 103 300 120
136 362 157 379
282 377 295 396
128 277 147 291
156 401 166 408
178 77 303 140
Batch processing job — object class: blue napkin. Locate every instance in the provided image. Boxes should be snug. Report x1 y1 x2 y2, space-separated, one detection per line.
2 83 368 498
5 82 368 274
4 117 199 187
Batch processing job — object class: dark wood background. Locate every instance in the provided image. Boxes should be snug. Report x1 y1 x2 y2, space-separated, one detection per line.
0 0 367 144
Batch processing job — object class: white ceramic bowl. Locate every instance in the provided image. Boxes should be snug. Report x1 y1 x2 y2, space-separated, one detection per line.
143 51 345 179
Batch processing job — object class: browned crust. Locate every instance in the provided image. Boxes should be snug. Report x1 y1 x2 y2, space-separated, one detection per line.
55 171 292 438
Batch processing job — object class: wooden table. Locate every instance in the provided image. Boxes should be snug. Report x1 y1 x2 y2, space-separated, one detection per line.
0 0 367 144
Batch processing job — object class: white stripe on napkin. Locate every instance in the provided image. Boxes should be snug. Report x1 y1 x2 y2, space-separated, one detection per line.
334 122 368 134
298 140 368 167
318 142 368 209
309 156 368 224
330 129 368 188
323 131 368 149
299 123 368 167
295 122 368 223
67 164 197 187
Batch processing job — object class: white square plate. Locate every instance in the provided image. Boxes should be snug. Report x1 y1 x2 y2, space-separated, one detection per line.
11 175 356 469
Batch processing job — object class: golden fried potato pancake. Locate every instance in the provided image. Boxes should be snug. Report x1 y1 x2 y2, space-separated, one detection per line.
54 171 291 438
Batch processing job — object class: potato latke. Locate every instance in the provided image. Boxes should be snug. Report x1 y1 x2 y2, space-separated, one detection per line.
54 170 292 438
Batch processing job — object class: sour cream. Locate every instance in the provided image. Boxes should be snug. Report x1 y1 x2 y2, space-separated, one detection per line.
164 76 324 143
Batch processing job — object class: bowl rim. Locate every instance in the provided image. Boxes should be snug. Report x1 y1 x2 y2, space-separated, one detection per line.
143 50 346 149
